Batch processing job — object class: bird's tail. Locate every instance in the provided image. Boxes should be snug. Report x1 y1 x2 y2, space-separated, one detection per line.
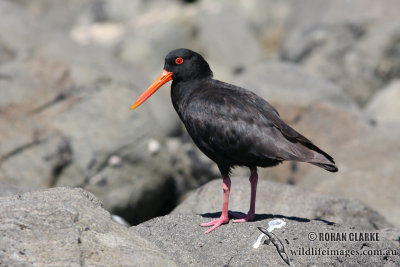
277 127 339 172
297 139 338 172
310 162 338 172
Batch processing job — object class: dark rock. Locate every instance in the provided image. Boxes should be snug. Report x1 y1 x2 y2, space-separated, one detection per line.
0 187 177 266
134 214 399 266
173 177 392 230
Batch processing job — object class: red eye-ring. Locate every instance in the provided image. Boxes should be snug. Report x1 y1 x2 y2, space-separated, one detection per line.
175 57 184 64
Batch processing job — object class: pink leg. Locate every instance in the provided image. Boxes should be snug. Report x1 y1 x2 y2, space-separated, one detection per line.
200 176 231 233
231 168 258 223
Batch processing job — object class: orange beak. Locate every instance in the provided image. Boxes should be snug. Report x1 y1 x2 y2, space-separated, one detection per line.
130 69 173 110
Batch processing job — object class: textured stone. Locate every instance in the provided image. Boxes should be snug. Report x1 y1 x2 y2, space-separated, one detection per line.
300 126 400 227
0 0 174 225
134 214 399 266
281 0 400 104
0 181 26 197
173 177 392 230
0 187 177 266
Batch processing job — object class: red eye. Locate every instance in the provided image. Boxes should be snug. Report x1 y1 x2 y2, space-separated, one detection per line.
175 57 184 64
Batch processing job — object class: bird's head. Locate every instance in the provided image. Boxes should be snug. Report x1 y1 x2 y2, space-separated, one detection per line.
130 48 212 110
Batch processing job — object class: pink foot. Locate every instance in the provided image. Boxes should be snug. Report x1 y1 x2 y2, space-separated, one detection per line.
200 217 229 233
229 211 255 223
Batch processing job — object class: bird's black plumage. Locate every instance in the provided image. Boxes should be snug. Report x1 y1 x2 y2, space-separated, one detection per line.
131 48 338 233
166 48 337 176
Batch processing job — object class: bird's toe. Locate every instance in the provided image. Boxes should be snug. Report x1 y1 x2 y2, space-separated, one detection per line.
200 217 229 233
231 212 255 223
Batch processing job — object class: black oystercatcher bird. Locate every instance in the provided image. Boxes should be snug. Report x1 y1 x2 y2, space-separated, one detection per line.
130 48 338 233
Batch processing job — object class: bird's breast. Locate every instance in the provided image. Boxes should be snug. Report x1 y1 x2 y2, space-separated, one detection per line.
170 79 206 119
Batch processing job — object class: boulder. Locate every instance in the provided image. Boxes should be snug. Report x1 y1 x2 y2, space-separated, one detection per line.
281 0 400 105
2 184 397 266
10 0 99 31
0 187 176 266
365 80 400 125
166 136 221 197
134 214 399 266
0 1 175 225
196 3 266 80
0 180 26 197
235 0 292 58
114 5 192 136
300 125 400 227
115 14 193 79
173 177 392 230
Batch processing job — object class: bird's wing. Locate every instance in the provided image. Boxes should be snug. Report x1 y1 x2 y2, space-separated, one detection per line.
240 82 335 163
182 80 318 163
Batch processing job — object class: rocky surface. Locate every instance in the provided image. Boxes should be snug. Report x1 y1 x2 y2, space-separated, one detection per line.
1 182 398 266
0 181 27 197
173 177 392 230
299 126 400 228
281 0 400 105
1 0 400 257
135 214 399 266
0 0 175 225
11 0 400 106
0 187 176 266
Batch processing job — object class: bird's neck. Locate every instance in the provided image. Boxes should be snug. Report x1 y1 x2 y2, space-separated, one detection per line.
170 78 208 118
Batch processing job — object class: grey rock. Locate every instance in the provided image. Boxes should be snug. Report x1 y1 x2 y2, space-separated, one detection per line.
281 0 400 105
0 187 177 266
134 214 399 266
234 61 364 183
0 130 71 189
0 1 174 224
300 125 400 228
365 80 400 125
116 17 192 79
173 177 392 230
115 11 192 136
100 0 148 22
196 3 266 79
235 61 358 111
166 135 220 198
12 0 106 30
0 180 26 197
79 160 176 225
235 0 292 58
284 0 400 31
380 228 400 248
